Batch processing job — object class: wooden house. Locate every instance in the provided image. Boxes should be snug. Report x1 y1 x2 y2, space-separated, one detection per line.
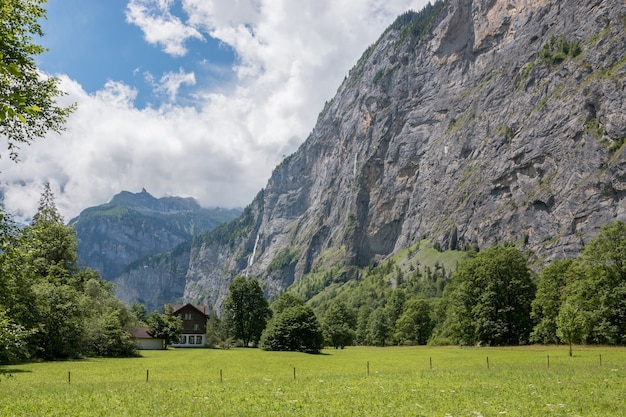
166 304 210 347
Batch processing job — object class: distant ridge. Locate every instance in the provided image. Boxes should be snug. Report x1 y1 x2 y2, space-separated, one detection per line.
70 189 241 282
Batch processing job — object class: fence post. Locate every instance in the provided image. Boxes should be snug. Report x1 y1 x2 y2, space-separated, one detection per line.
68 371 71 384
146 369 149 382
367 361 370 377
547 355 550 368
293 367 296 380
486 356 489 369
220 369 223 382
430 357 432 370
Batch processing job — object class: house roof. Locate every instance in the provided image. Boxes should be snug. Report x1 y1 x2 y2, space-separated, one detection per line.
128 326 159 339
165 303 210 316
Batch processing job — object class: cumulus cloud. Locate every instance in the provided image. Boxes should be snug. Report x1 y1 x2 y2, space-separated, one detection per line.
146 68 197 101
126 0 204 56
0 0 431 222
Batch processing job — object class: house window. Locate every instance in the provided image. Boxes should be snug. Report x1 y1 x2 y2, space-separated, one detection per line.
183 313 193 320
193 324 200 331
180 335 187 344
188 336 195 344
196 335 203 344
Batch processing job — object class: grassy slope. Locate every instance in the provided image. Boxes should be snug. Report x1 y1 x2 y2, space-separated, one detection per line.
1 346 624 416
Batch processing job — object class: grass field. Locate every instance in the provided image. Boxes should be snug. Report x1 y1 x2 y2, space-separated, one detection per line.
1 345 624 416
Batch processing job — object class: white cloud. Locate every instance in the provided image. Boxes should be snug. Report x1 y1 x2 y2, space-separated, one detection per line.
147 68 196 101
126 0 204 57
0 0 432 222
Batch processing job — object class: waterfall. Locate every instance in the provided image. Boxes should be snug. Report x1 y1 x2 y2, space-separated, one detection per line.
248 233 260 267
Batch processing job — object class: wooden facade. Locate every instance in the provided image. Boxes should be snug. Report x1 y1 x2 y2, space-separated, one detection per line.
167 304 210 347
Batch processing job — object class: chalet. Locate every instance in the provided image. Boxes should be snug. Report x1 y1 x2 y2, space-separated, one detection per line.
128 326 165 350
166 304 210 347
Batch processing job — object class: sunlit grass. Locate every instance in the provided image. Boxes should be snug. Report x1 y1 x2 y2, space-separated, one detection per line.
1 345 625 416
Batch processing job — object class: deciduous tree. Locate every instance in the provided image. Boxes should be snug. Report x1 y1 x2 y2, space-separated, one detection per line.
146 311 182 348
261 294 323 353
0 0 74 161
223 276 271 347
531 259 574 344
322 301 356 349
394 297 434 345
563 221 626 344
434 246 535 346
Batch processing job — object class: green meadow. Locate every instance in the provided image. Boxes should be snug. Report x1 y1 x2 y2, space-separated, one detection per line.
1 346 624 416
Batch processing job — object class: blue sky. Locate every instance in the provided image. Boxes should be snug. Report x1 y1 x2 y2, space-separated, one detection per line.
39 0 236 108
0 0 431 221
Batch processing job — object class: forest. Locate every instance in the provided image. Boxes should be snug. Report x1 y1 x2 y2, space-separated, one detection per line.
207 220 626 354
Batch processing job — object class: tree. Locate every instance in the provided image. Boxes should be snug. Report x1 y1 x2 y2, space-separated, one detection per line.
531 259 574 344
563 221 626 344
205 312 230 348
31 282 88 359
130 302 149 323
20 183 79 285
556 298 587 357
384 289 406 342
146 311 182 348
82 277 138 357
367 307 390 346
0 208 31 322
0 0 74 161
0 307 34 363
223 276 271 347
435 246 536 346
322 301 356 349
261 294 324 353
355 305 372 345
394 297 434 345
1 185 138 359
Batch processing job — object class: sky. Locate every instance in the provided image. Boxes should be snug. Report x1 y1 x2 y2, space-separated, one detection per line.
0 0 431 222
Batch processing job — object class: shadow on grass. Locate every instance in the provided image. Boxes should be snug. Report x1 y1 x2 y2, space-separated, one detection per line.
0 368 32 375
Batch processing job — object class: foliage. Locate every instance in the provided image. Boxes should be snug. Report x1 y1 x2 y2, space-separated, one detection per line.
366 307 390 346
393 297 434 345
321 301 356 349
556 298 588 357
271 292 305 315
266 247 301 275
530 259 574 344
223 276 271 347
205 311 232 348
261 294 324 353
0 186 138 359
21 183 79 283
146 311 182 348
539 34 582 64
432 246 536 346
568 221 626 344
31 282 88 359
0 307 34 363
0 0 75 161
388 1 447 49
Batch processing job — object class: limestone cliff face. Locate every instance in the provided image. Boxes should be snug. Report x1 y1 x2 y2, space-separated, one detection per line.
183 0 626 312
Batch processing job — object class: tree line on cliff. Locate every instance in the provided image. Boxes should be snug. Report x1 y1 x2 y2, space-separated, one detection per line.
206 220 625 353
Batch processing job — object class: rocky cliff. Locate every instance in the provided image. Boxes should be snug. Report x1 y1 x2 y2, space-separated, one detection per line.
70 189 240 283
125 0 625 313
